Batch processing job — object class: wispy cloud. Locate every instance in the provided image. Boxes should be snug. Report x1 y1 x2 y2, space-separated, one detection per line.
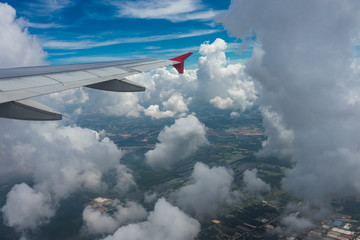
111 0 217 22
16 18 63 29
144 46 200 58
42 29 220 50
144 46 161 50
42 39 120 50
48 51 77 56
52 56 127 64
25 0 74 15
51 46 200 64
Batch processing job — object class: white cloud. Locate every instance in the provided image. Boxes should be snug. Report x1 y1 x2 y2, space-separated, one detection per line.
102 198 200 240
113 0 216 22
197 38 257 112
173 162 239 219
0 8 136 223
51 39 254 120
42 39 121 50
83 206 118 235
50 88 89 104
243 169 271 194
1 183 55 231
145 115 208 170
210 96 234 109
0 3 46 67
0 120 135 230
116 0 199 18
280 214 314 234
144 191 158 203
115 165 137 193
257 107 294 159
16 18 63 29
41 29 219 50
217 0 360 215
85 91 145 118
44 66 198 119
25 0 73 15
230 111 240 118
144 94 190 119
162 94 189 114
144 105 175 119
82 200 147 235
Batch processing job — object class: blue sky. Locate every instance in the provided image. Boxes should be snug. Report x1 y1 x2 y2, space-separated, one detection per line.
3 0 250 65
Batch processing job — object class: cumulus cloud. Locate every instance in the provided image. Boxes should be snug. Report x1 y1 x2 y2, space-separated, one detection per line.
48 88 89 105
51 39 255 119
162 94 190 115
197 38 257 112
243 169 271 196
217 0 360 214
210 96 234 109
280 213 314 234
144 94 190 119
256 107 294 159
0 120 135 230
66 68 197 119
144 105 175 119
144 191 158 203
115 165 137 193
173 162 239 219
102 198 200 240
1 183 55 231
145 115 208 170
89 91 145 118
0 3 46 67
82 201 147 235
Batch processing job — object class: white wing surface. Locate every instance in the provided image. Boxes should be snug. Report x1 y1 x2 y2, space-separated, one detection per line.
0 52 192 120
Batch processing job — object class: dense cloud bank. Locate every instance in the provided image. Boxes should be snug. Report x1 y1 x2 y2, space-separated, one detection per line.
217 0 360 213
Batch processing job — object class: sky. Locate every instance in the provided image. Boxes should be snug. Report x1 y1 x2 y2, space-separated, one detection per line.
2 0 251 66
2 0 360 239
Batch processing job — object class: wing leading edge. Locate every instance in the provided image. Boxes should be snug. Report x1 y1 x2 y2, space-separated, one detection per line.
0 52 193 120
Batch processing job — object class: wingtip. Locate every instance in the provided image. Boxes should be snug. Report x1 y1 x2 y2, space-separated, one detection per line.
169 52 193 74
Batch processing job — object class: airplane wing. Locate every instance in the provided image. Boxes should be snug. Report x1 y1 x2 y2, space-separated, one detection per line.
0 52 193 121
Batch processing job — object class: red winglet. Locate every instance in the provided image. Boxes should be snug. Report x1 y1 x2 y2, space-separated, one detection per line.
169 52 193 74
